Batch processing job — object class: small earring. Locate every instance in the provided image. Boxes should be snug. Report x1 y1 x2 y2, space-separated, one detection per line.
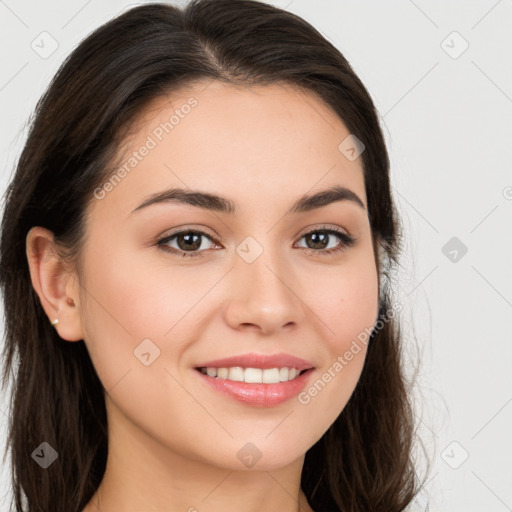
51 318 59 327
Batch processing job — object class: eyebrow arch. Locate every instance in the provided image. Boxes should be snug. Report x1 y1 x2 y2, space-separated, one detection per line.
130 184 366 216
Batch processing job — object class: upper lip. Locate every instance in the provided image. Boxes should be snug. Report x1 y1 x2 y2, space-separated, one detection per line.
195 352 315 371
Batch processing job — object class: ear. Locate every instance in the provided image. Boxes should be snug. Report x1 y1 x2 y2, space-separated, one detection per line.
26 226 84 342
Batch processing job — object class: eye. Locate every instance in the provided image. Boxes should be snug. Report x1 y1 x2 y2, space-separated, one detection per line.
157 229 219 258
156 225 355 258
295 225 355 256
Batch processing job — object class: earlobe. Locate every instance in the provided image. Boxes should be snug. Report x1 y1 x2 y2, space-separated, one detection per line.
25 226 84 342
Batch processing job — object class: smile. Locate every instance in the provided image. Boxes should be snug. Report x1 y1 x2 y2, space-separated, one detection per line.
198 366 305 383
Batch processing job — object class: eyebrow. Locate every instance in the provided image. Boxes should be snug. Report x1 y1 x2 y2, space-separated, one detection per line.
130 184 366 216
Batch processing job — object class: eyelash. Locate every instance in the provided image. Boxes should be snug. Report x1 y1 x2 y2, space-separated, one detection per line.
156 225 355 259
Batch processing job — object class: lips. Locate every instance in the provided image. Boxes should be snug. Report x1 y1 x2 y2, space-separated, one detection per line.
194 352 315 371
193 352 315 407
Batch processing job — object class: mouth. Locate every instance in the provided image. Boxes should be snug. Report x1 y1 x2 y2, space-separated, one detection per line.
192 353 315 407
195 366 310 383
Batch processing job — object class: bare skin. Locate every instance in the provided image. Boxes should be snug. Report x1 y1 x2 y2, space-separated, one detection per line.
26 80 379 512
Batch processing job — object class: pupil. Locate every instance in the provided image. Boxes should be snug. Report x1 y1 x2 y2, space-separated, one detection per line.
180 233 200 250
309 232 327 249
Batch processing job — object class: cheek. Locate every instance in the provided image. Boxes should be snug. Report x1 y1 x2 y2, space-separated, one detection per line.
81 240 194 337
294 254 378 425
304 254 379 355
79 240 219 386
78 242 164 388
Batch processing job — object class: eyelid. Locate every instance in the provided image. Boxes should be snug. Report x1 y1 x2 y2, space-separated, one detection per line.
296 223 351 239
157 224 218 241
157 223 351 242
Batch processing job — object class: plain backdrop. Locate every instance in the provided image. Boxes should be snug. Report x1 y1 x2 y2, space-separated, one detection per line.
1 1 511 511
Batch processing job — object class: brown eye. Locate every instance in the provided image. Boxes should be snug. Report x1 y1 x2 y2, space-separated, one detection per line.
296 227 355 256
157 230 218 258
157 226 355 259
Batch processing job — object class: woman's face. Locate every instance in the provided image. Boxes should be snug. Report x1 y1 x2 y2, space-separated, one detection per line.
76 80 379 471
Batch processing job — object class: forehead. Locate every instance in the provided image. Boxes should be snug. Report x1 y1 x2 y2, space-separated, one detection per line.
93 80 367 218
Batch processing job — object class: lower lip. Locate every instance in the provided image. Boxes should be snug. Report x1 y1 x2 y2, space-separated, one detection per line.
195 369 314 407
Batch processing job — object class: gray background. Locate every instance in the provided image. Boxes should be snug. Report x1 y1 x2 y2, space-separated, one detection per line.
1 1 511 511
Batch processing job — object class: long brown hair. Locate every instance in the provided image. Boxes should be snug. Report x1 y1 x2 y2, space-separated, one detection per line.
0 1 424 510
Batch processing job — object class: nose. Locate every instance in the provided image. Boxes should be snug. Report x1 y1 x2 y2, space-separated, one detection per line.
223 245 305 336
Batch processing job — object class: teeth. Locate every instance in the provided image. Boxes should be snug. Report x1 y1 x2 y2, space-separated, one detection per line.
262 368 280 384
200 366 304 383
217 367 229 379
228 367 244 382
245 367 262 383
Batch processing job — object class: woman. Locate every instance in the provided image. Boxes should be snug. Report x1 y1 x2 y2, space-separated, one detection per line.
0 1 425 510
